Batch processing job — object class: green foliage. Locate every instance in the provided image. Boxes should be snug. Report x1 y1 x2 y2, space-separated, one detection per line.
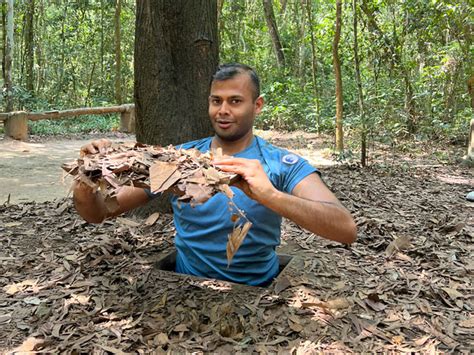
9 0 135 111
219 0 472 148
3 0 472 145
29 114 119 136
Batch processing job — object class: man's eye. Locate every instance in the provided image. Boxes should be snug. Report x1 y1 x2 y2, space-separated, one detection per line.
211 99 221 105
231 99 241 104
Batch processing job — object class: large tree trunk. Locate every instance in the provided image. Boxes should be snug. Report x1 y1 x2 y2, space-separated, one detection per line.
333 0 343 153
25 0 35 94
114 0 122 104
134 0 217 146
262 0 285 68
4 0 14 112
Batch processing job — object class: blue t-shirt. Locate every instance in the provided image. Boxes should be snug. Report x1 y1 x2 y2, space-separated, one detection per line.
170 136 317 286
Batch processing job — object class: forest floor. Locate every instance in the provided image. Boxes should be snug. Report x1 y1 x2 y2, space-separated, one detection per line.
0 131 473 353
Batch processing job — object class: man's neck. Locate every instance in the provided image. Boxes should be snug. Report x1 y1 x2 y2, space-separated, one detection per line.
211 133 254 156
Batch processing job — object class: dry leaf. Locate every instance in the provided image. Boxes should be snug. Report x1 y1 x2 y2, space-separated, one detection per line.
226 221 252 267
96 344 131 355
274 276 292 294
441 287 464 300
116 217 141 227
413 335 431 346
288 320 304 333
4 221 22 227
324 297 351 309
0 313 12 324
459 317 474 328
4 279 36 295
155 332 170 345
150 161 180 193
303 297 351 310
391 335 404 345
14 337 46 352
145 212 160 226
386 235 411 256
174 324 189 332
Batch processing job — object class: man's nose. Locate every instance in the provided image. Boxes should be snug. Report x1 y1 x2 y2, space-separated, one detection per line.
218 101 230 115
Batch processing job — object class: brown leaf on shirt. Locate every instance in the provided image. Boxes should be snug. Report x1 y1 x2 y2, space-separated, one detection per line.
226 221 252 267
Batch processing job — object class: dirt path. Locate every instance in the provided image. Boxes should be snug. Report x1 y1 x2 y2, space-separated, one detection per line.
0 136 133 204
0 131 334 204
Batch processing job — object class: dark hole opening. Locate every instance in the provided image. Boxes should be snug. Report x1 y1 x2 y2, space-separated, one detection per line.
155 250 293 287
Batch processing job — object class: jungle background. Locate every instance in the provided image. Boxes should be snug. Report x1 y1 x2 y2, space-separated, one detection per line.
1 0 472 151
0 0 473 353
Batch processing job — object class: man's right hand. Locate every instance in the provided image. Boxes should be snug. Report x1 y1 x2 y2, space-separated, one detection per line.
80 138 112 156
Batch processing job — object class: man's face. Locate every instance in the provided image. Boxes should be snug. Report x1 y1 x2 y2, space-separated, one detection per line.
208 73 263 142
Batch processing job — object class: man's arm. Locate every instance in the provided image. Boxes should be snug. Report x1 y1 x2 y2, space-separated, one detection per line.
74 139 150 223
74 182 150 223
215 158 357 244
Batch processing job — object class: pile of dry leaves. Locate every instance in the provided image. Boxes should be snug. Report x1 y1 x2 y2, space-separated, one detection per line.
62 142 239 209
62 142 251 265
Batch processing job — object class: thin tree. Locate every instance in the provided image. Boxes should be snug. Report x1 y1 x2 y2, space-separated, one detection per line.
305 0 321 132
297 0 306 84
360 0 416 133
114 0 122 104
333 0 343 153
353 0 367 166
25 0 35 94
262 0 285 68
4 0 13 111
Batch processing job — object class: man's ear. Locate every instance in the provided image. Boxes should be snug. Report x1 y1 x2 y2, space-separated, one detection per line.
255 96 264 114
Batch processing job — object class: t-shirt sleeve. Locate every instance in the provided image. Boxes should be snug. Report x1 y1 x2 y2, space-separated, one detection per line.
144 188 160 200
280 155 319 194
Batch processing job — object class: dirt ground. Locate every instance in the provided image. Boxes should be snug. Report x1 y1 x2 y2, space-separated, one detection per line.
0 132 473 353
0 134 134 204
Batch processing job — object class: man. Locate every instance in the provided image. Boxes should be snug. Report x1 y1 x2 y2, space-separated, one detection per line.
74 63 357 286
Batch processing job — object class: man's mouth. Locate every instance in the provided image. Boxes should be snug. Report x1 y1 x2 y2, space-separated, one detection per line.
216 120 233 129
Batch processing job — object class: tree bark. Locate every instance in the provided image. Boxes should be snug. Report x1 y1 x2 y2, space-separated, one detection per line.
115 0 122 104
297 0 306 84
35 0 45 92
134 0 217 146
2 2 6 84
279 0 287 14
217 0 225 18
25 0 35 94
4 0 14 112
468 119 474 160
353 0 366 166
262 0 285 68
333 0 344 153
468 75 474 110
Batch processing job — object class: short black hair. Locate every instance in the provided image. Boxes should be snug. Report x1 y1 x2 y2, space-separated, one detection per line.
211 63 260 100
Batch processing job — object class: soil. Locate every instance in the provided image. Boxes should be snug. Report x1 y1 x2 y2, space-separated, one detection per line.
0 131 473 353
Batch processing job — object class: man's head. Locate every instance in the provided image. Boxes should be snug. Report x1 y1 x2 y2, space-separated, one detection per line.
211 63 260 101
209 63 264 143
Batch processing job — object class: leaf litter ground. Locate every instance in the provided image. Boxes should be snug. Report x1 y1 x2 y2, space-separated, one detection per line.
0 133 472 353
